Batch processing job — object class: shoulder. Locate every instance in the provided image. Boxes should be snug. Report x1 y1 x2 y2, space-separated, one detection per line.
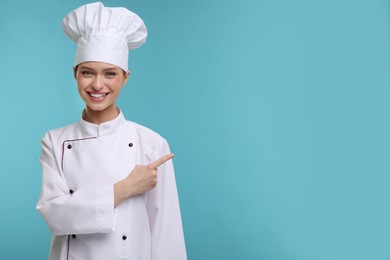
125 120 168 144
124 120 171 157
41 123 79 145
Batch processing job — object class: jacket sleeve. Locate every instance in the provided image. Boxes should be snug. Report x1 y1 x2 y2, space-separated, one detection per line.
147 139 187 260
36 132 117 236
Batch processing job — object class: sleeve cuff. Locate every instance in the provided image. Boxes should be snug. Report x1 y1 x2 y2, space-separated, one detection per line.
96 185 117 233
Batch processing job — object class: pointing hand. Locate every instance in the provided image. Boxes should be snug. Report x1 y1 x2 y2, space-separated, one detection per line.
114 153 174 207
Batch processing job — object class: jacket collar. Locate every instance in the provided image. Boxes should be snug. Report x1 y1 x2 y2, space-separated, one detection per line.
79 108 126 137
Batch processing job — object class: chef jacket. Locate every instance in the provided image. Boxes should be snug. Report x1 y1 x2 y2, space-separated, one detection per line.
36 110 187 260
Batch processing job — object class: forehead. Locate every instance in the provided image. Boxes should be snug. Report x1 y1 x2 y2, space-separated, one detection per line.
78 61 122 71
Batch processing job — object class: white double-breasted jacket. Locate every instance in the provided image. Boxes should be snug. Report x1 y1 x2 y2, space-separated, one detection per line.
36 110 187 260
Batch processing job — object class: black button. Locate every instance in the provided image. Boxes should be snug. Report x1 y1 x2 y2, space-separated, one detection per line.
69 189 74 194
71 234 76 239
128 143 133 147
122 235 127 240
67 144 72 149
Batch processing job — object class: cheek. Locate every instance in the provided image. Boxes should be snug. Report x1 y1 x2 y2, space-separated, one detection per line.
111 78 125 91
76 77 90 86
113 77 124 85
77 77 91 91
76 78 88 95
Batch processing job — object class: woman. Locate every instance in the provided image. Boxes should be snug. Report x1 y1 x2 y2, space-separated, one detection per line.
36 2 187 260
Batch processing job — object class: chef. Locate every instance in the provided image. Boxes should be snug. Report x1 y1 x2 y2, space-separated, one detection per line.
36 2 187 260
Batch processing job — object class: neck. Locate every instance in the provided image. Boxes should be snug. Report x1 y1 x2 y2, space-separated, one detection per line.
83 106 119 124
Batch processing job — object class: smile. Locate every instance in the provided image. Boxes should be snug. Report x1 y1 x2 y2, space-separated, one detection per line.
89 92 108 98
88 92 109 101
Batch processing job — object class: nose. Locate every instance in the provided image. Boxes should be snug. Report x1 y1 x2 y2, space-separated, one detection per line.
91 75 104 90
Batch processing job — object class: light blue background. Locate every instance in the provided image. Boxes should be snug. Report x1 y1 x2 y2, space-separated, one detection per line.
0 0 389 259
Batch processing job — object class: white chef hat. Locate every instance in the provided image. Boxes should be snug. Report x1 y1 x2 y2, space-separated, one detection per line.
62 2 147 71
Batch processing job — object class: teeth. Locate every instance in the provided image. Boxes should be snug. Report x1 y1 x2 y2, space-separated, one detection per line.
90 93 106 98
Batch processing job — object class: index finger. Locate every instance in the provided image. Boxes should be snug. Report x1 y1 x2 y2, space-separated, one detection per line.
148 153 174 169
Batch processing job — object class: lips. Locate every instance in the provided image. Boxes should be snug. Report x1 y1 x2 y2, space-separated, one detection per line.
87 92 109 101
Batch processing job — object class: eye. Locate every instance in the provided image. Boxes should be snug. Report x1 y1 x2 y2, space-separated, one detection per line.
80 70 93 77
105 71 117 78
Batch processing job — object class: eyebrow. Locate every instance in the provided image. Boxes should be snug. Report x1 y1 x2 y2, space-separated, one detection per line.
79 66 120 71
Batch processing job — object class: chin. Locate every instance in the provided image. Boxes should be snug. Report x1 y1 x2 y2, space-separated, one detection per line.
88 102 117 111
85 103 107 111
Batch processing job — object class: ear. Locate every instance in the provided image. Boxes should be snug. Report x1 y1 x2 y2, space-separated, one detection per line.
73 66 78 80
122 70 130 87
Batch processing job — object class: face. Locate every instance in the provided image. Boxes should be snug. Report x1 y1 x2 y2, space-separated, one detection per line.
74 62 129 115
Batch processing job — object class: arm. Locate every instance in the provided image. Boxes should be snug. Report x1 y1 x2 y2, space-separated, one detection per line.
147 140 187 260
36 133 116 236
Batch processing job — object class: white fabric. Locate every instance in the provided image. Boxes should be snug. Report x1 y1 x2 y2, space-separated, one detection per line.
62 2 147 71
36 110 187 260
